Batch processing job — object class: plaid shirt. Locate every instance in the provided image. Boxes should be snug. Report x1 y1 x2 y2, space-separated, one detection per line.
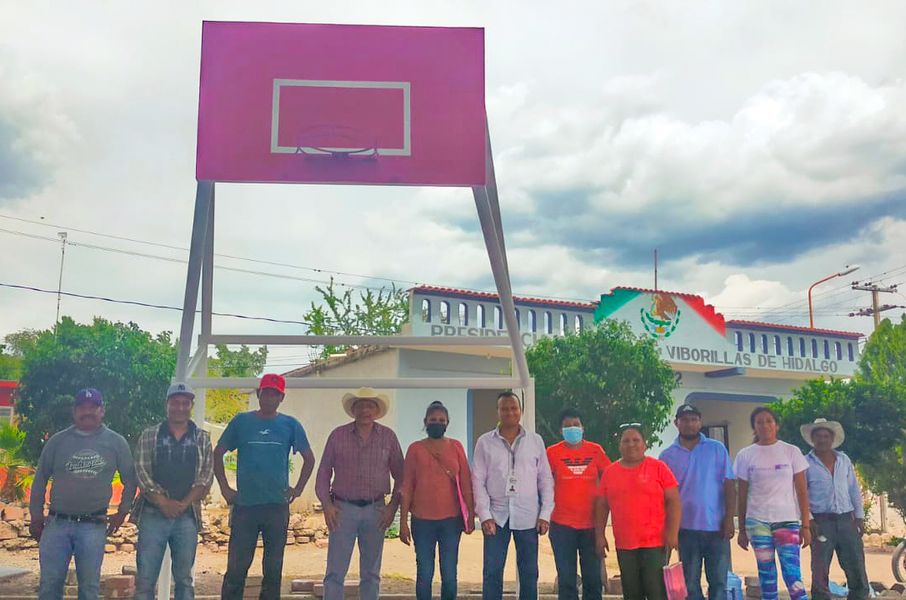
130 420 213 528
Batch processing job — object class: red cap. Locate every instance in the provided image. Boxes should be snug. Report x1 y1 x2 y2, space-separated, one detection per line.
259 373 286 394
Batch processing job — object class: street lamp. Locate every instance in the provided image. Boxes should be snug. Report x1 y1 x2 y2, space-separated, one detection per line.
808 264 860 328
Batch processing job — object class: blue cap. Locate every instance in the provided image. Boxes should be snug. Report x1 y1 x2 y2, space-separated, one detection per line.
74 388 103 407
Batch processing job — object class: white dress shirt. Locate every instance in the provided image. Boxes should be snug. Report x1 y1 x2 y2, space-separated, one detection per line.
471 426 554 530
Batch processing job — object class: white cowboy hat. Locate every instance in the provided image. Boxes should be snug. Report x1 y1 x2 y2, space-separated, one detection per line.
800 418 845 449
342 387 390 419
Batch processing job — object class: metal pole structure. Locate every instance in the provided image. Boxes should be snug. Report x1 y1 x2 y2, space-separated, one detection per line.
157 182 212 600
55 232 68 325
808 265 860 328
196 189 215 426
175 181 214 381
473 186 531 389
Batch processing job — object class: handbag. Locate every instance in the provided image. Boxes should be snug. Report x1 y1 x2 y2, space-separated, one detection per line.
663 561 687 600
426 442 473 533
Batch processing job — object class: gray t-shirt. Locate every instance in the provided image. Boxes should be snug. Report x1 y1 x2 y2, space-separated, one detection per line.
29 425 138 516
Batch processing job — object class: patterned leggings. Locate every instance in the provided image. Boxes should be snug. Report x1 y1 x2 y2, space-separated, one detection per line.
745 518 808 600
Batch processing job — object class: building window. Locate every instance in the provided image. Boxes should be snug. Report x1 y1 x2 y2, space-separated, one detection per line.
544 311 552 334
811 339 818 358
529 310 537 332
734 331 743 351
774 335 782 355
787 337 794 357
823 340 830 359
575 315 584 333
477 304 486 328
761 335 769 354
458 303 468 326
834 341 842 360
494 306 503 329
799 338 806 357
749 333 756 353
440 301 450 324
560 313 569 334
420 299 431 322
0 407 11 423
848 343 854 361
703 423 729 448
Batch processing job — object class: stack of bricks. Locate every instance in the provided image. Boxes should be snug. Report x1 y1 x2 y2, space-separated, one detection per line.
100 575 135 599
242 575 263 599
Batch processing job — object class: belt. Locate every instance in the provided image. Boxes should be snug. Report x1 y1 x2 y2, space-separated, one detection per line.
49 509 107 523
813 511 854 521
333 496 384 507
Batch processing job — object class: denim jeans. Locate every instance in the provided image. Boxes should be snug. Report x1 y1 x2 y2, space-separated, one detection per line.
810 515 869 600
323 500 387 600
221 503 290 600
411 516 463 600
549 521 602 600
135 505 199 600
678 529 730 600
38 516 107 600
482 521 539 600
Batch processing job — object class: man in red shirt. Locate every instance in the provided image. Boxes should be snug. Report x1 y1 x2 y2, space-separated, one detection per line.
595 424 680 600
547 408 611 600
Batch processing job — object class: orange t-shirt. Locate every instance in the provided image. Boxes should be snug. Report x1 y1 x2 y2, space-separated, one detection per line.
598 457 678 550
401 438 474 521
547 441 611 529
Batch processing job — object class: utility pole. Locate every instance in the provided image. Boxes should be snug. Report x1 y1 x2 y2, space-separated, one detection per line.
851 280 898 532
55 232 68 326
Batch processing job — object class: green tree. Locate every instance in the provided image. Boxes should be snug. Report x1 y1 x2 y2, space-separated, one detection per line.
206 344 268 423
302 278 409 359
0 330 39 381
770 378 905 464
526 320 677 457
852 316 906 515
16 317 176 462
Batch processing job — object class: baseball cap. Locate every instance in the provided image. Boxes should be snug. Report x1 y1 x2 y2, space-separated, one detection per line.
74 388 103 407
675 404 701 418
259 373 286 394
167 382 195 400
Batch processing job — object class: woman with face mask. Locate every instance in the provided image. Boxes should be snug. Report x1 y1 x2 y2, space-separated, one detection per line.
545 408 611 600
399 401 475 600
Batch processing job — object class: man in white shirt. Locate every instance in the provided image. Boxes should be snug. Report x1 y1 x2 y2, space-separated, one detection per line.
472 392 554 600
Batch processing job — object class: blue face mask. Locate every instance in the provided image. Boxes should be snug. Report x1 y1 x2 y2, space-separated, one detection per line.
562 426 583 445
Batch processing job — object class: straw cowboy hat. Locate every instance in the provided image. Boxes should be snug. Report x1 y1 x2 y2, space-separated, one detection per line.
800 418 845 449
342 387 390 419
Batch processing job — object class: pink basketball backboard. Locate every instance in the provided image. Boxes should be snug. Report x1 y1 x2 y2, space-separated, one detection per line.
196 22 486 186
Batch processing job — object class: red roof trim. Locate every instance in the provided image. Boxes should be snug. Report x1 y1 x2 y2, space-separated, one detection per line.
0 381 17 389
411 285 597 310
726 320 863 339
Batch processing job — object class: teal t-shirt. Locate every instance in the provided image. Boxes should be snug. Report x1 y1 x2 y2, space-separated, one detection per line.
217 412 310 506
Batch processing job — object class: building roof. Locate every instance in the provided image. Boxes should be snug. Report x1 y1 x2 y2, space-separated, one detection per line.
283 346 390 378
726 320 863 339
411 285 597 310
0 381 17 389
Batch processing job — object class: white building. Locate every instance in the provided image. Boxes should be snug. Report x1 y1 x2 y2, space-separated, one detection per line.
276 284 862 505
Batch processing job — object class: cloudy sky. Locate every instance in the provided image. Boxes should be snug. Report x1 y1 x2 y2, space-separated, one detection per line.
1 1 905 372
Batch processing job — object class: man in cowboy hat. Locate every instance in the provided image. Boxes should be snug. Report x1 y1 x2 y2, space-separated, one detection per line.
801 418 869 600
214 373 316 600
316 387 404 600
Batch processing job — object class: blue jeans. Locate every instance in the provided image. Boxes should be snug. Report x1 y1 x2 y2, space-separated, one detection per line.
549 521 602 600
38 516 107 600
135 505 199 600
678 529 730 600
411 516 463 600
323 501 386 600
482 521 539 600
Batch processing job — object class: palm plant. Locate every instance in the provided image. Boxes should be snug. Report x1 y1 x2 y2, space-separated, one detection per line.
0 422 34 502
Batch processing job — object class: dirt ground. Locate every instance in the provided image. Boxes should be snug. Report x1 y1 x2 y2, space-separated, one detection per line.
0 532 898 596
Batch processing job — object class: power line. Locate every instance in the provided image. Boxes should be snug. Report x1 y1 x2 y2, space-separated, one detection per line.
0 282 312 327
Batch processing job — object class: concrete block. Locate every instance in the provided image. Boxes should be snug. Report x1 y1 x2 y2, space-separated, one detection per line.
291 579 316 593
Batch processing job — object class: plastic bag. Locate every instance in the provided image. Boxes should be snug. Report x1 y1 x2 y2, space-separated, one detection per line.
726 571 743 600
663 562 688 600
